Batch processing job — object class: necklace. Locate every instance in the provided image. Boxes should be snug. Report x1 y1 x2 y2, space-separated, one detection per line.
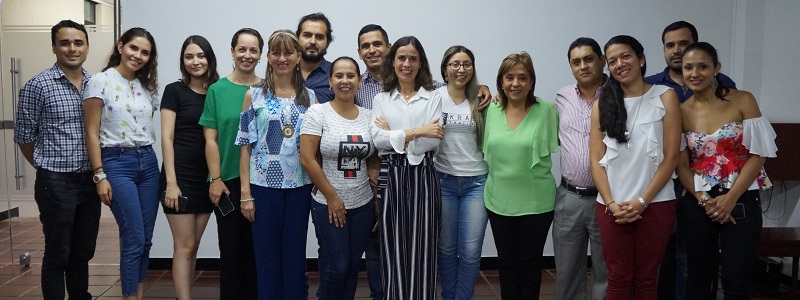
400 89 416 101
281 100 297 138
233 71 258 86
624 88 646 150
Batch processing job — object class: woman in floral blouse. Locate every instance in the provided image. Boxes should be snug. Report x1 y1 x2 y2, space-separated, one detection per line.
234 29 316 299
83 27 160 300
676 42 776 300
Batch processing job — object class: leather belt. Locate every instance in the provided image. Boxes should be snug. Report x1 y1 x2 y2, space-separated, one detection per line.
561 178 598 197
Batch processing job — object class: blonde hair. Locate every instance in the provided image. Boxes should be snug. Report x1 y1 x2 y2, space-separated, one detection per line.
260 29 310 107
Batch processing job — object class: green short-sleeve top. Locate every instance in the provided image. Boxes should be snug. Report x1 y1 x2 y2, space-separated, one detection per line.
198 78 250 181
482 99 559 216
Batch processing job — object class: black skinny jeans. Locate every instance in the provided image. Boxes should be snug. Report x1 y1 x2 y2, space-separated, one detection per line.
679 189 762 300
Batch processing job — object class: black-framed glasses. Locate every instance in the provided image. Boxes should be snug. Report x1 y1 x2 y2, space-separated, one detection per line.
447 62 473 70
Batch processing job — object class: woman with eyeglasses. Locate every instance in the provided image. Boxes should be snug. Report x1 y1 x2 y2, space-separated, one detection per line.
434 45 488 300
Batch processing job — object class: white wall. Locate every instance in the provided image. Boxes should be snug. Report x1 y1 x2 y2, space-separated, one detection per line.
115 0 798 258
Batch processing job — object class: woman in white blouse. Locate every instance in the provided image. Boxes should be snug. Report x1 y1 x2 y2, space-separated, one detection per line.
83 27 160 300
370 36 444 300
676 42 776 299
589 35 681 299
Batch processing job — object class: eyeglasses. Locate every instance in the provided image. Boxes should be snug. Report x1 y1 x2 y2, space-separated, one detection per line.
447 62 473 70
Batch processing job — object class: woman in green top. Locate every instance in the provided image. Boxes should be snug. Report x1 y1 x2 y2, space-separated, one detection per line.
482 52 559 300
198 28 263 299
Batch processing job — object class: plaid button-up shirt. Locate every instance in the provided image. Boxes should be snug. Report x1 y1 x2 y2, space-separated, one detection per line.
14 63 92 173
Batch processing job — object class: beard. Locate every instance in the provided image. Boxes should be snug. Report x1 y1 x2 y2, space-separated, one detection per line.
302 47 327 63
667 57 683 74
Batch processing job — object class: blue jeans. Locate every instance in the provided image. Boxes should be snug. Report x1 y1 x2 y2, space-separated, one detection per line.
311 199 374 300
437 172 488 300
102 146 160 297
34 169 101 300
251 184 312 300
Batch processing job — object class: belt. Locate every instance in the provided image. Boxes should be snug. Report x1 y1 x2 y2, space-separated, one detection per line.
36 168 94 184
561 177 598 197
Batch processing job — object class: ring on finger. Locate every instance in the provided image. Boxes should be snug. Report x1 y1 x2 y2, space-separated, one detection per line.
713 212 719 216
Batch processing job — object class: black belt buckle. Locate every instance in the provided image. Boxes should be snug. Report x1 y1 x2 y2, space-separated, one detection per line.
561 178 598 197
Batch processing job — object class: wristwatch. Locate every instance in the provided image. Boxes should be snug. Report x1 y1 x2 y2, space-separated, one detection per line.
93 173 107 184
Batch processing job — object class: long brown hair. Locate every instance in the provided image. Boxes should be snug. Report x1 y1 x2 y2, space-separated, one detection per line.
179 35 219 89
381 36 434 93
104 27 158 94
441 45 484 147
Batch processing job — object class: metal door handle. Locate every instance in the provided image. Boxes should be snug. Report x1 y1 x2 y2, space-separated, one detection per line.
10 58 23 190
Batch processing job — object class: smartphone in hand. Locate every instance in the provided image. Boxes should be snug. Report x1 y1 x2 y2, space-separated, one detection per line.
218 193 235 216
162 191 189 212
178 195 188 212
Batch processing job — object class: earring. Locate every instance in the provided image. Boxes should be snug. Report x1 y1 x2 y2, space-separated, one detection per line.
231 62 235 70
711 76 719 91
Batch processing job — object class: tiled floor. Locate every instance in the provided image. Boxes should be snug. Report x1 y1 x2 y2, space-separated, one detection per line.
0 217 788 299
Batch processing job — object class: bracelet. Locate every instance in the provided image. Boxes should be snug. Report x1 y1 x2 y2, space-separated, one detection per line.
604 200 614 214
410 129 417 140
638 197 648 210
93 166 104 173
208 176 221 183
698 193 710 207
240 198 254 202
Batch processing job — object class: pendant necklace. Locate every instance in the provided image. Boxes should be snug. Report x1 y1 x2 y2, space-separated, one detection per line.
281 101 296 138
624 91 645 150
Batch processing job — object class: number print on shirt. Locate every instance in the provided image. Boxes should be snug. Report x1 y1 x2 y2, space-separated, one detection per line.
338 135 371 178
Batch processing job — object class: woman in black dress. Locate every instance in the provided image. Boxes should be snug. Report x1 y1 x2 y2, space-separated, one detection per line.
159 35 219 300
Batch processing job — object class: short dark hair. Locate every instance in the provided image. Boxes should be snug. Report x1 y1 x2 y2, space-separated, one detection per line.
230 28 264 52
567 37 602 62
496 52 538 109
51 20 88 45
357 24 389 46
296 12 334 44
661 20 698 44
330 56 361 79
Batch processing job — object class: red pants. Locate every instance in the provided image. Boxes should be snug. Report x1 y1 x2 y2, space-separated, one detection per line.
596 201 676 300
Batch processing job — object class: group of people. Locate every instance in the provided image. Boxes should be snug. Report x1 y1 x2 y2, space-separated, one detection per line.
14 13 775 300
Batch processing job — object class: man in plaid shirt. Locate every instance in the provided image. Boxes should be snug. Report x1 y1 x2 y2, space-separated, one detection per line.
13 20 101 300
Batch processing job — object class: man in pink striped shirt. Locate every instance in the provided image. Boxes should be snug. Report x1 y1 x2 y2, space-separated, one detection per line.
552 37 609 300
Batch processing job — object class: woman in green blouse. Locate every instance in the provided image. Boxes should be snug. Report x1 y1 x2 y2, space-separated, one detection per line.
482 52 559 300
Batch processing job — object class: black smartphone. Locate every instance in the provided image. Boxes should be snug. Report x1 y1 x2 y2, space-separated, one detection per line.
218 193 235 216
731 203 745 220
178 195 188 212
161 192 188 212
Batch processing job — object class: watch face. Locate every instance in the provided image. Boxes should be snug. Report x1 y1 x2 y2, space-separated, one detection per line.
93 173 106 183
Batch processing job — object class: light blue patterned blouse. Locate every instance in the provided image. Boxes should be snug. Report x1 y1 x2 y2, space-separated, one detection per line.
235 86 315 188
